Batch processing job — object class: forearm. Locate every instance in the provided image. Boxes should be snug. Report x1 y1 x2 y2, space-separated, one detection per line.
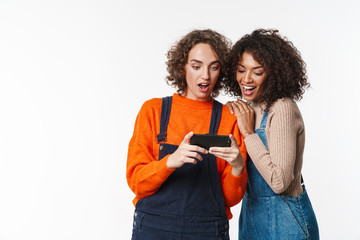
220 164 247 207
244 133 294 194
127 154 174 198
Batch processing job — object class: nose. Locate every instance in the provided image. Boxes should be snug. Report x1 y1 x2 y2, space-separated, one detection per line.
242 71 252 83
202 68 210 80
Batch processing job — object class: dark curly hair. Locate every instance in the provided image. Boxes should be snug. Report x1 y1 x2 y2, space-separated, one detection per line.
166 29 231 98
223 29 310 108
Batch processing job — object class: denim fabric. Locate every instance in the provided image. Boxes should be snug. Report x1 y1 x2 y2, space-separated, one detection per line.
136 143 226 217
132 210 230 240
132 97 229 240
239 110 319 240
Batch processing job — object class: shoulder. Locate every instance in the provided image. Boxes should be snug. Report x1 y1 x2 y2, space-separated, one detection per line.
220 103 237 121
268 98 304 127
213 101 240 139
218 103 238 135
136 97 164 120
140 97 163 111
269 98 301 116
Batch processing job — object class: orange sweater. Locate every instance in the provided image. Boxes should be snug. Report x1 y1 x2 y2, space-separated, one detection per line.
126 93 247 219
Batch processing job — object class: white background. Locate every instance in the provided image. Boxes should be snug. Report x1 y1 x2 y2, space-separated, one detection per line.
0 0 359 239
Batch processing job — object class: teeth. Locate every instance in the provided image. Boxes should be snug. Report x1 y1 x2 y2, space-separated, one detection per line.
243 86 255 90
199 84 209 86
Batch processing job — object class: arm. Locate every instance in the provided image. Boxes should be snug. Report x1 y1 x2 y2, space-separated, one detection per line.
126 100 208 199
126 101 175 199
220 135 248 208
244 100 302 193
210 123 247 208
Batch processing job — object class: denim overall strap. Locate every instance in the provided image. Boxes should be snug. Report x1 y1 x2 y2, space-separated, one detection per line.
257 109 269 147
209 100 223 134
244 107 276 197
156 96 172 143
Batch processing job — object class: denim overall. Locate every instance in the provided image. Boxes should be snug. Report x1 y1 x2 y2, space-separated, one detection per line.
238 109 319 240
132 96 230 240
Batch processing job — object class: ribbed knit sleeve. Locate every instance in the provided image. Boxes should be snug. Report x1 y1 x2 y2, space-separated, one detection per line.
244 98 304 195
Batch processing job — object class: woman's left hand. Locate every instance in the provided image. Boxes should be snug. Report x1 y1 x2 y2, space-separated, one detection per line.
209 134 244 176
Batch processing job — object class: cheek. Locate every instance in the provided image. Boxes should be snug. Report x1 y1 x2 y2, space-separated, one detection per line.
185 68 195 82
258 76 267 87
212 71 220 82
256 78 266 94
236 73 241 84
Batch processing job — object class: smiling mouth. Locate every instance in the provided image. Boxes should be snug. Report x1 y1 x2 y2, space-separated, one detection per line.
243 85 256 95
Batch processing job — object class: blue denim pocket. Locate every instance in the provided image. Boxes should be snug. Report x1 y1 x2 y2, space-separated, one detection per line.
273 196 309 239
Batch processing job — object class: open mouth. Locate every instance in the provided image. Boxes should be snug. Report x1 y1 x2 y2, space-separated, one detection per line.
243 85 256 96
198 83 210 92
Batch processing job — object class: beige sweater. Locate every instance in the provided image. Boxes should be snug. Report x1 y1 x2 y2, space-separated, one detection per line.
244 98 305 197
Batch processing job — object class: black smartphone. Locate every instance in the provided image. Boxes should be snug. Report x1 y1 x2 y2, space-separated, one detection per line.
190 134 231 150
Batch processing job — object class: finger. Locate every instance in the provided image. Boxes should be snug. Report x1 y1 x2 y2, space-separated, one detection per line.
183 149 205 161
234 101 254 116
182 131 194 144
234 102 246 115
209 146 231 154
183 157 198 164
210 152 232 161
235 99 248 105
234 100 248 110
242 101 253 113
208 152 235 162
187 144 208 154
225 101 234 114
229 134 239 147
231 102 242 115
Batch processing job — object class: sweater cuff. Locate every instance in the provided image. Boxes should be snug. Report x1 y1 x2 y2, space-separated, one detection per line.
155 155 176 180
229 165 247 181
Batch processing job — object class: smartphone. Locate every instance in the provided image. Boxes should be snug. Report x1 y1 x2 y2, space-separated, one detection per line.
190 134 231 150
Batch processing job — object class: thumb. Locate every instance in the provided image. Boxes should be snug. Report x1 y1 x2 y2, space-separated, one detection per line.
182 131 194 144
229 134 239 147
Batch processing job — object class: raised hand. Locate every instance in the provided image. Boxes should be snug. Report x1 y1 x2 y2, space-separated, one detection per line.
209 134 244 176
166 132 208 169
231 100 255 138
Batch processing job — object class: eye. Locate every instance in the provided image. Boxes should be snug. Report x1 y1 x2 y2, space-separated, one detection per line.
210 65 219 71
254 72 264 76
192 65 200 70
237 69 245 73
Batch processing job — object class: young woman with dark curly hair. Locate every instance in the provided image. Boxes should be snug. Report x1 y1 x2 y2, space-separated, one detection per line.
127 29 248 240
225 29 319 239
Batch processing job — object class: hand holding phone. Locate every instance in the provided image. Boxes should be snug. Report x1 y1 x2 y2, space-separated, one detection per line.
166 132 208 169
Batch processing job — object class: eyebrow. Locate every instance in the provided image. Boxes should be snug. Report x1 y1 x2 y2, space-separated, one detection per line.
238 63 264 69
190 59 220 65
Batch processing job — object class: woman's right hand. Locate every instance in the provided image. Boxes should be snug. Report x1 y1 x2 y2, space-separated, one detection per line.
166 132 208 169
226 100 255 138
225 101 235 114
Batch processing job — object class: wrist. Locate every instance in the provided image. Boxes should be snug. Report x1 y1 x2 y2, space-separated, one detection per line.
166 154 176 169
231 166 244 176
243 131 255 138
